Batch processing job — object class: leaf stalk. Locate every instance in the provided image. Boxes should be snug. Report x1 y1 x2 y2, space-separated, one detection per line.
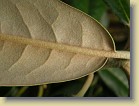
74 73 94 97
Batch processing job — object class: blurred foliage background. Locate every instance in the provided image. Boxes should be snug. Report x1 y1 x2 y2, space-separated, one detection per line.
0 0 130 97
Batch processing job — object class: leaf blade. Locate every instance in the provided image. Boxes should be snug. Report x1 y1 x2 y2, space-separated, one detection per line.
0 0 115 86
99 68 129 97
103 0 130 24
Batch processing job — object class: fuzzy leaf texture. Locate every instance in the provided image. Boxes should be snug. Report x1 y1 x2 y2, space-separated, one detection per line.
0 0 115 86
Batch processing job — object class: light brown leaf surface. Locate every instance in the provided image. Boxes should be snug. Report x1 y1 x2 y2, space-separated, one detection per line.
0 0 115 86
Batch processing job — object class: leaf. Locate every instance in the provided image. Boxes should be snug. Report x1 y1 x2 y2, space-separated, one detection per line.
103 0 130 25
88 0 108 27
89 0 107 22
68 0 108 26
99 68 129 97
69 0 90 14
0 0 115 86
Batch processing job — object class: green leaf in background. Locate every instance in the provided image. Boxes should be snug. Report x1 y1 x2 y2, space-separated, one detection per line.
69 0 90 14
103 0 130 25
89 0 107 22
99 68 129 97
69 0 107 22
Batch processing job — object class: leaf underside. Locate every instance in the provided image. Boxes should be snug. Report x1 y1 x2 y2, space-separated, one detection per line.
0 0 114 86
